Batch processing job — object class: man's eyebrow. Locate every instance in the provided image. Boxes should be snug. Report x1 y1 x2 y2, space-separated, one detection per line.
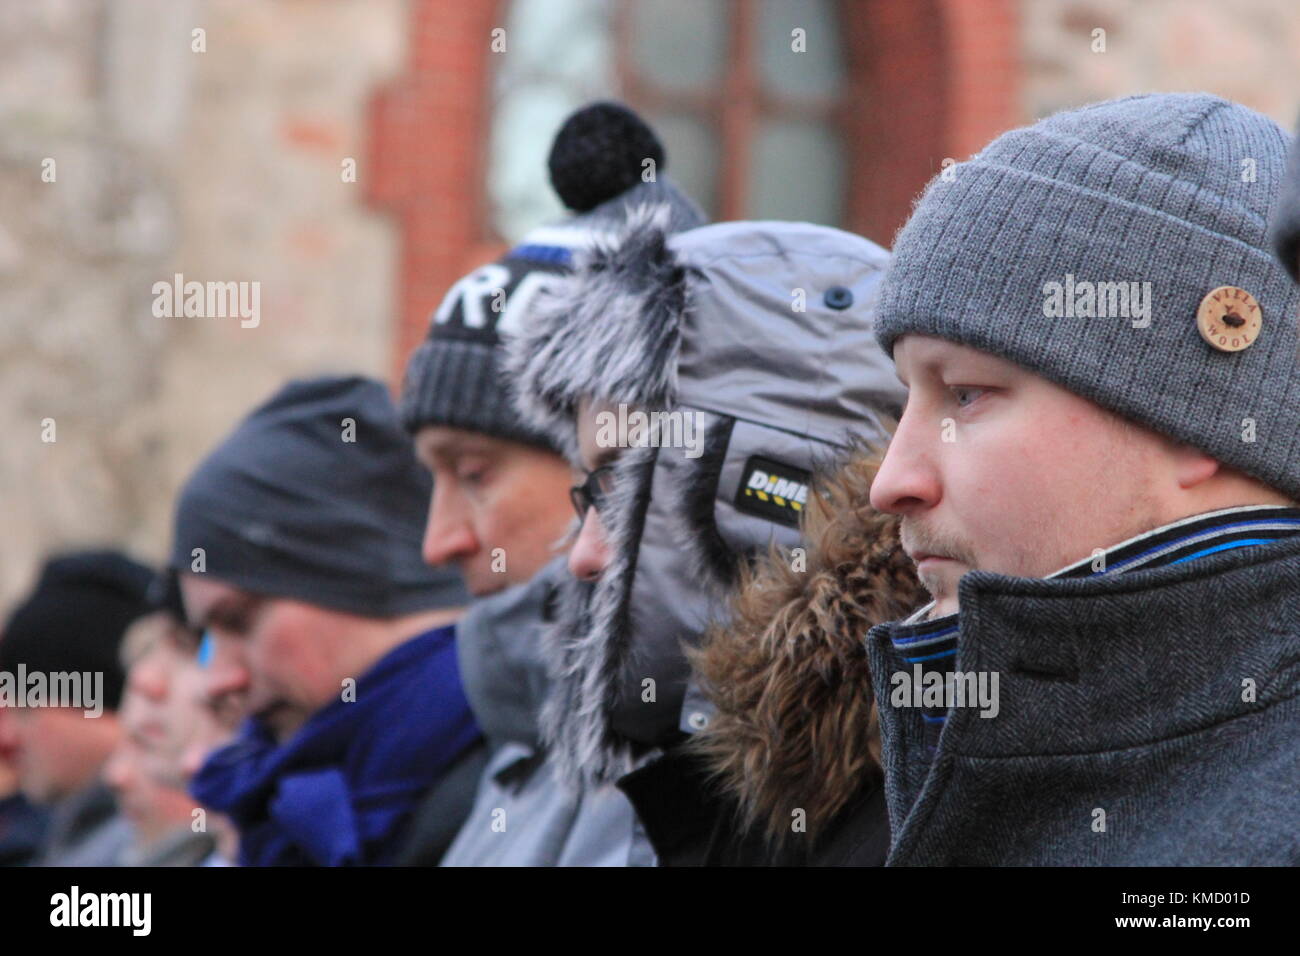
194 595 256 631
424 433 497 461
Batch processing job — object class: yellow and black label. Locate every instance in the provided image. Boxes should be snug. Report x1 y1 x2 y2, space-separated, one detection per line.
734 455 811 528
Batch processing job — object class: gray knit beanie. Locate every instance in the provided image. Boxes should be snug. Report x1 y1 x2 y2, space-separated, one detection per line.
1271 112 1300 282
875 93 1300 501
399 102 705 447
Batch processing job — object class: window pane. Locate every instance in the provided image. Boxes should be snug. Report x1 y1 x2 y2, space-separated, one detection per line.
487 0 615 242
643 110 719 218
490 87 588 242
628 0 727 93
747 117 843 226
495 0 613 85
757 0 844 100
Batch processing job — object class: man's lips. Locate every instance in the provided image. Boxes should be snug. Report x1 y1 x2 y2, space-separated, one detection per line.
909 552 959 567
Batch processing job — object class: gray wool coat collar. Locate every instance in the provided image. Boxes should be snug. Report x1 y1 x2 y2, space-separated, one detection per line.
866 533 1300 865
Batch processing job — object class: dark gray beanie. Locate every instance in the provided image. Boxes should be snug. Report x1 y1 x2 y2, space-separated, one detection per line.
171 375 469 617
875 93 1300 501
1271 112 1300 282
399 101 705 447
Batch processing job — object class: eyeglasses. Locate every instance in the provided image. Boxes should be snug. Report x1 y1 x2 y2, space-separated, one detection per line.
570 465 616 522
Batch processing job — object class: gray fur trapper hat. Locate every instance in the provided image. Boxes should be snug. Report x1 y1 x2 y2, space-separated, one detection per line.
505 207 907 785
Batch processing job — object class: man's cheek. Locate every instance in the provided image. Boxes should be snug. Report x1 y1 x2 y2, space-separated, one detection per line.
480 480 515 546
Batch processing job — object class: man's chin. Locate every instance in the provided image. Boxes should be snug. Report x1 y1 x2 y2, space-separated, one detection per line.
21 778 54 806
464 567 522 597
916 563 967 618
255 703 302 742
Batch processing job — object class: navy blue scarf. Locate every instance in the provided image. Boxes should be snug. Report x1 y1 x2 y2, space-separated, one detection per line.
191 625 480 866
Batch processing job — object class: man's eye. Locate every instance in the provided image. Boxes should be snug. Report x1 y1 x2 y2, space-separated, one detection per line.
951 386 985 408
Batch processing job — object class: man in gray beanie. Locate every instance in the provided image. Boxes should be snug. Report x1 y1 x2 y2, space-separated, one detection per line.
866 93 1300 865
400 102 707 866
175 375 480 865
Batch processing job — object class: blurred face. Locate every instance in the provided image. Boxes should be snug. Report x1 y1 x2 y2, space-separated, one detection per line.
102 690 196 843
414 426 574 595
870 335 1181 618
120 616 197 778
178 575 370 743
0 704 120 805
567 400 619 582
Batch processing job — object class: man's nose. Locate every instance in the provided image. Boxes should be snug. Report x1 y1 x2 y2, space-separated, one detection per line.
567 509 611 582
129 653 169 703
421 487 479 567
869 407 943 516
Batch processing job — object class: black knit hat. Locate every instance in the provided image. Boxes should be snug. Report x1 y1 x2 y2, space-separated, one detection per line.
399 101 705 447
0 550 154 712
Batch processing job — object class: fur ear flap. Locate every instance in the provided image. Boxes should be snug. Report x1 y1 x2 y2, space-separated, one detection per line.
506 203 694 465
538 442 659 788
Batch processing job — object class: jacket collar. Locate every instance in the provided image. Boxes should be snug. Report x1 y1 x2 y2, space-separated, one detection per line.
901 503 1300 625
867 524 1300 833
884 504 1300 751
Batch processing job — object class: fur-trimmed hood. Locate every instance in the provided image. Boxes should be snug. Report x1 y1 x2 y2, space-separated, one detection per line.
687 450 925 846
506 212 909 788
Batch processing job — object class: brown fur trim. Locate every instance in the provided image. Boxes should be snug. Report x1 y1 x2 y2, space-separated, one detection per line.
686 447 924 847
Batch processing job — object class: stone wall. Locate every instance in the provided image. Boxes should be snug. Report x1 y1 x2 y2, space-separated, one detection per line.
1022 0 1300 126
0 0 407 605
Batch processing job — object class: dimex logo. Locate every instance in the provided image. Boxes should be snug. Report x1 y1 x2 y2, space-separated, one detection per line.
734 455 811 528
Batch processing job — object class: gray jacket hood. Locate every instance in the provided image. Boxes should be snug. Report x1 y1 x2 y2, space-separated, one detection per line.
507 211 907 786
455 556 568 749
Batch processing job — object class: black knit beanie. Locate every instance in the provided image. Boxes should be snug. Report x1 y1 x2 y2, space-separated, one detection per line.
0 550 154 712
399 101 705 447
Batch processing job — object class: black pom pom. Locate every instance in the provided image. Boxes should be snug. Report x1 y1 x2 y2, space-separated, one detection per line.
547 101 666 213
